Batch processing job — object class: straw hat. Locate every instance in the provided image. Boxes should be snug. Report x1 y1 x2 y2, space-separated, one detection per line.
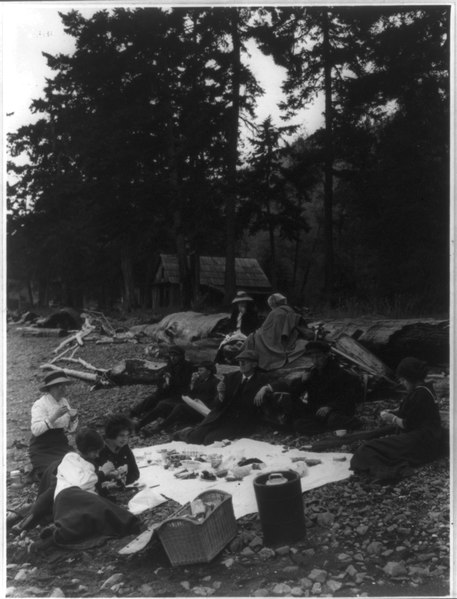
232 291 254 304
40 371 74 392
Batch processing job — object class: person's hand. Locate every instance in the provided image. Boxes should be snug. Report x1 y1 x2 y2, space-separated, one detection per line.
50 405 69 423
380 410 395 424
68 408 78 421
163 373 171 388
254 385 272 406
217 380 225 401
316 406 331 418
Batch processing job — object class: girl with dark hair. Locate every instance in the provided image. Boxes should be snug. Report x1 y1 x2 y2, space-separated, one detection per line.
350 357 444 484
30 428 140 551
96 415 139 486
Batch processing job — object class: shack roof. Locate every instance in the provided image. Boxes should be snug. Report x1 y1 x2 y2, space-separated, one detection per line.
155 254 272 293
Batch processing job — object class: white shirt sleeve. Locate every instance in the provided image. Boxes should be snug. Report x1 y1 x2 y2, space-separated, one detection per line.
30 395 77 436
54 452 98 499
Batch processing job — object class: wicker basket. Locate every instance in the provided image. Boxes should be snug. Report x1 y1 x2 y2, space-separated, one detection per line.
157 489 237 566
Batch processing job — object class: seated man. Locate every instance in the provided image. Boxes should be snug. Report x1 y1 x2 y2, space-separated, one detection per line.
178 350 269 445
130 345 194 433
139 361 220 435
264 340 362 435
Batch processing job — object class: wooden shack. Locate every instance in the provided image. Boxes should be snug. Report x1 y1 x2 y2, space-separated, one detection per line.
151 254 272 312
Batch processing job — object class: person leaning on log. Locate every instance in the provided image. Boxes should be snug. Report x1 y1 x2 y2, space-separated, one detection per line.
215 291 259 364
175 350 269 445
350 357 444 484
130 345 194 433
137 361 220 436
28 371 79 481
28 428 140 553
256 340 363 435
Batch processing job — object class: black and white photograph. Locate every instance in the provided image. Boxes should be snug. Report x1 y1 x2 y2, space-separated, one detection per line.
2 1 454 597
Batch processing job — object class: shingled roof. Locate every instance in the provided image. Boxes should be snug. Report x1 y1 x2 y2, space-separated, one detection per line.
155 254 272 293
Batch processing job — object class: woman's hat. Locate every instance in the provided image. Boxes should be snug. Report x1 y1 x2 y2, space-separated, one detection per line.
395 357 428 381
232 291 254 304
40 370 74 391
198 361 217 374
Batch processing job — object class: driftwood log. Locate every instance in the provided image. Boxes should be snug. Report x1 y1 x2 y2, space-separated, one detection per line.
309 318 449 366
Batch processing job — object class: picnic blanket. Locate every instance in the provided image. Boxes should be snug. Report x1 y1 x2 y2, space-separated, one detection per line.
132 438 352 519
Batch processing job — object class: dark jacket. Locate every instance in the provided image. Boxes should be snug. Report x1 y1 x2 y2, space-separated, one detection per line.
201 369 269 428
395 383 441 432
96 443 140 486
188 374 219 410
161 359 195 400
274 357 361 417
229 309 259 336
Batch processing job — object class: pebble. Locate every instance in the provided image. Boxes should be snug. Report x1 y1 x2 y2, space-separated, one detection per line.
240 547 255 556
383 561 407 577
290 587 303 596
253 590 269 597
5 588 16 597
192 586 215 596
14 569 28 582
249 536 263 550
49 589 65 598
356 525 369 535
326 580 343 592
258 547 275 560
316 512 335 527
367 541 383 555
181 581 191 590
282 566 300 575
212 582 221 590
275 546 290 556
345 565 357 578
337 553 351 562
298 577 313 589
311 581 322 595
140 584 154 594
23 587 46 596
272 583 292 595
308 569 327 583
222 558 234 568
202 576 211 582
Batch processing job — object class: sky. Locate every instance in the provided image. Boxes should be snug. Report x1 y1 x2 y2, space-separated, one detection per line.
2 2 324 141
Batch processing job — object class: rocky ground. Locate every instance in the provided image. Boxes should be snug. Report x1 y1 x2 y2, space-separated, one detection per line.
4 323 451 598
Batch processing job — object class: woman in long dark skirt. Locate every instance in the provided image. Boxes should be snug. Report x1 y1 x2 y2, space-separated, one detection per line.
31 428 140 551
29 371 79 480
350 357 443 484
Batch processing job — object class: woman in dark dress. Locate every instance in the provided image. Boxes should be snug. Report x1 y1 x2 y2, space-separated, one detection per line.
30 428 139 551
29 371 79 480
97 415 139 486
350 357 443 483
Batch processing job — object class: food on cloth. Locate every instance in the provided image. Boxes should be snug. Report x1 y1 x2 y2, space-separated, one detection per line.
304 458 322 466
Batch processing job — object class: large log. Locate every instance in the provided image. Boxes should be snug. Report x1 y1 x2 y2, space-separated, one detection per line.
310 318 449 366
130 311 230 344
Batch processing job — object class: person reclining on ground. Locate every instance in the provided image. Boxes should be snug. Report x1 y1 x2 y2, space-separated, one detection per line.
130 345 194 433
176 350 269 445
257 340 362 435
138 361 220 436
29 428 140 552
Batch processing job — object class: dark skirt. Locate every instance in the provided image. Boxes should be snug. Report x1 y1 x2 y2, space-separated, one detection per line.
350 427 443 482
29 429 72 478
53 487 140 545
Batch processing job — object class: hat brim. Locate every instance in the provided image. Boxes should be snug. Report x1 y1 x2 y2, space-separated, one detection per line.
232 296 254 304
40 377 74 392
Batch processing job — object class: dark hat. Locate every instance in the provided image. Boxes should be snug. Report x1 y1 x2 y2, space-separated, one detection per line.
395 357 428 381
198 361 217 374
232 291 254 304
40 370 74 392
167 345 185 357
235 349 259 362
306 340 331 354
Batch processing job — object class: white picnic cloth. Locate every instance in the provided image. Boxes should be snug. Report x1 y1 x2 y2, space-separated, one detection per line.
132 438 352 519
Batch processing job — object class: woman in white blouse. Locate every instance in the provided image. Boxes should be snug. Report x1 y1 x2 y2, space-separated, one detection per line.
29 371 79 480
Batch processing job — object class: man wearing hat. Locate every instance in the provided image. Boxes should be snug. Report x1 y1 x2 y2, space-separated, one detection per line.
179 349 269 445
29 371 79 480
266 340 362 434
130 345 195 433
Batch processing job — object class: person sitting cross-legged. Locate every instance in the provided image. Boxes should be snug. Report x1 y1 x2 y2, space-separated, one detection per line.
130 345 194 434
177 350 269 445
96 415 140 486
139 361 220 436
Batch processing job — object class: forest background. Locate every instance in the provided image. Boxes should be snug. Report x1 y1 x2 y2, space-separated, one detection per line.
5 4 451 317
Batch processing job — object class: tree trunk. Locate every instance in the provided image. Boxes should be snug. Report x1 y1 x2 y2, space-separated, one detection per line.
322 10 334 304
120 241 136 312
224 9 241 305
268 219 277 289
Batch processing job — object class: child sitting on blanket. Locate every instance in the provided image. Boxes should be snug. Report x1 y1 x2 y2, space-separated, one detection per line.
97 415 140 487
30 428 140 553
